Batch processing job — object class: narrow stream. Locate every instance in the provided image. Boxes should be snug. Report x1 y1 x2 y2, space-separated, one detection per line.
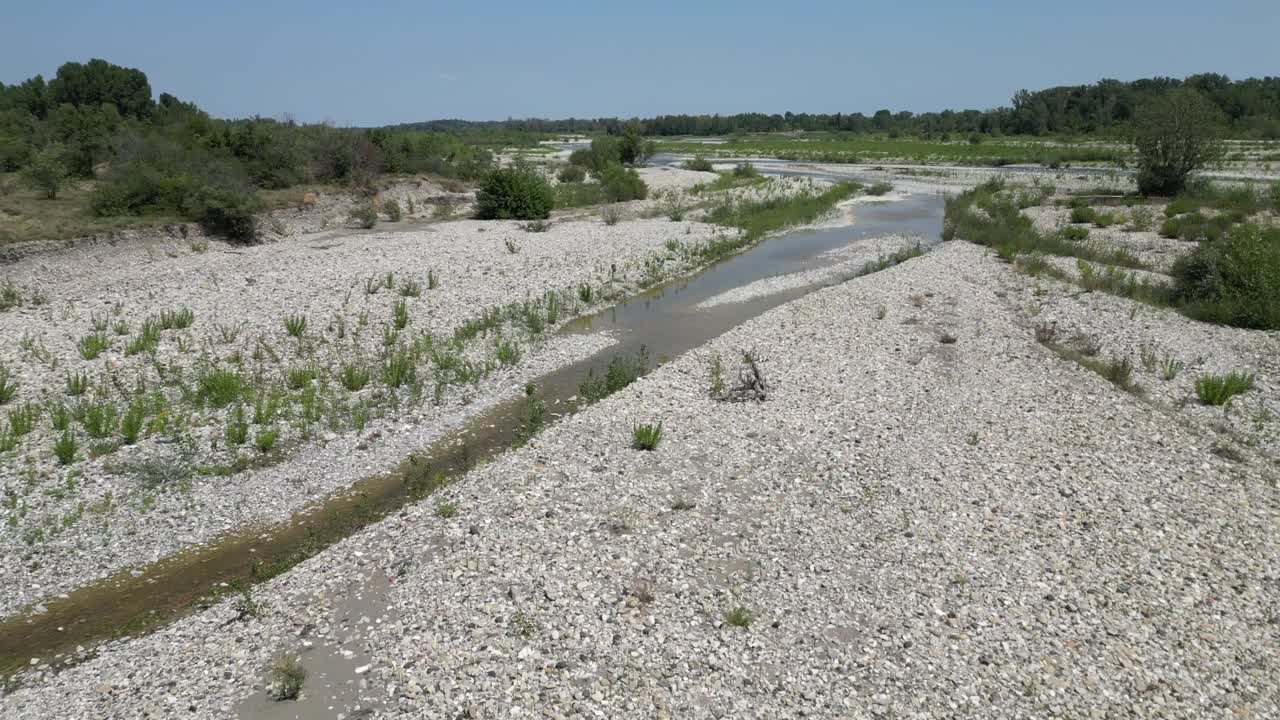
0 165 945 695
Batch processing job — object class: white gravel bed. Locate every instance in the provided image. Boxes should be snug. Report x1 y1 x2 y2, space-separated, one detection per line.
696 234 924 308
7 242 1276 718
0 207 740 617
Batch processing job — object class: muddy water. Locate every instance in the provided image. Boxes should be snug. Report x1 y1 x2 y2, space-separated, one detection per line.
0 169 944 695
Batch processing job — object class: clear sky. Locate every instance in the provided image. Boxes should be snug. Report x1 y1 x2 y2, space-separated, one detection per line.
3 0 1277 126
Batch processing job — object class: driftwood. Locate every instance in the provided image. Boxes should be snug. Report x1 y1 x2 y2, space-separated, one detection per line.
728 352 769 403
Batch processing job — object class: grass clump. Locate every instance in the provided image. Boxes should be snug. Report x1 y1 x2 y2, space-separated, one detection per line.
723 606 753 628
1195 371 1255 406
65 371 91 396
708 181 860 240
399 278 422 297
225 405 249 446
120 401 146 444
77 333 110 360
270 654 307 701
393 300 410 329
495 339 521 367
383 350 416 388
283 314 307 338
157 307 194 330
339 363 370 391
600 205 624 226
255 428 279 454
125 320 162 356
8 403 38 436
0 366 15 405
383 198 402 222
198 369 244 407
632 421 663 451
512 383 546 448
53 428 78 465
579 347 649 404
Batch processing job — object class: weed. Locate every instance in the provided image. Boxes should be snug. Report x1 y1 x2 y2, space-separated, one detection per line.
509 611 538 639
79 399 119 438
49 403 71 431
512 383 546 448
601 205 624 226
1195 371 1255 406
577 282 593 303
283 314 307 339
340 364 370 391
874 305 887 320
546 293 560 325
579 347 649 403
53 429 77 465
120 401 146 444
8 403 38 436
255 428 279 453
125 321 162 356
1160 357 1185 381
197 369 244 408
77 333 110 360
112 319 130 336
1033 322 1057 344
504 238 520 254
393 300 410 329
157 308 194 330
363 277 380 295
521 219 552 233
709 353 725 397
495 339 522 367
723 606 753 628
270 654 307 701
350 203 377 229
383 198 402 222
1210 441 1246 463
1061 225 1089 241
383 350 416 388
399 279 422 298
866 182 893 196
65 371 91 396
434 501 458 519
225 405 249 446
632 421 664 451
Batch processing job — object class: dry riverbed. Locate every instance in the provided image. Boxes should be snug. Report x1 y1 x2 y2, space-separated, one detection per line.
0 179 793 617
5 228 1278 717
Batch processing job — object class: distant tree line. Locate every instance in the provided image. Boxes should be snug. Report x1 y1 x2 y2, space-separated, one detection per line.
0 59 497 239
396 74 1280 140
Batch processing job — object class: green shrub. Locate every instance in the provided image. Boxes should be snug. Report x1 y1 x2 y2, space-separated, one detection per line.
1069 206 1096 224
475 166 554 220
683 156 714 172
632 421 663 450
383 198 402 222
22 143 69 199
599 165 648 202
1195 371 1255 406
732 162 760 179
557 165 586 183
1173 224 1280 329
1061 225 1089 241
568 148 593 168
350 202 377 229
865 182 893 196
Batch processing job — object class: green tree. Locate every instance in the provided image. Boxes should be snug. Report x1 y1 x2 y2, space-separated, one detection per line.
22 143 69 199
1132 89 1225 196
48 59 153 119
618 124 655 166
475 165 553 220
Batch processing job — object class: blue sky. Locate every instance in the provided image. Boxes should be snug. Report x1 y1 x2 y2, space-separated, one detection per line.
3 0 1277 126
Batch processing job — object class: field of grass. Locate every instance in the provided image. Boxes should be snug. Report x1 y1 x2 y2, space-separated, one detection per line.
656 133 1129 167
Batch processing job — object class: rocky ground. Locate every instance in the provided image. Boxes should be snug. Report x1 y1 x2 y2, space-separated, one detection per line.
0 178 773 616
5 234 1276 718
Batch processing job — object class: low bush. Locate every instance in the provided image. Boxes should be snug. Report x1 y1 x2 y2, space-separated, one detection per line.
476 165 553 220
599 165 648 202
1173 224 1280 329
349 202 377 229
556 165 586 183
865 182 893 196
683 156 714 172
383 198 402 222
